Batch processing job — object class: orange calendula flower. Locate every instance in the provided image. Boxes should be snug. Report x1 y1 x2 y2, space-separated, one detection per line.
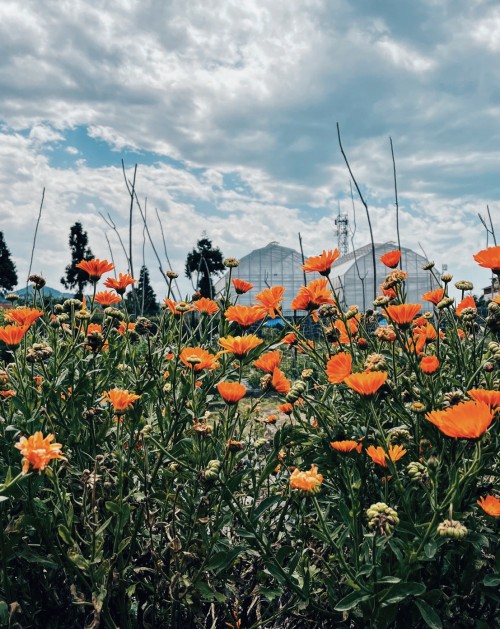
477 495 500 516
420 355 440 374
291 278 334 312
422 288 445 305
282 332 297 345
180 347 220 371
330 440 362 453
467 389 500 409
104 273 136 295
456 295 476 317
219 334 263 359
426 401 494 439
302 249 340 276
385 304 421 327
473 245 500 273
103 389 141 413
325 352 352 383
344 371 388 396
232 278 254 294
366 444 406 467
333 317 359 344
95 290 122 306
290 464 323 493
117 321 136 335
15 431 66 474
0 325 29 349
76 258 115 281
271 367 291 394
217 381 247 404
253 350 282 373
5 307 44 327
87 323 103 335
380 249 401 269
194 298 219 315
0 389 15 398
279 402 294 415
254 286 285 319
225 305 265 327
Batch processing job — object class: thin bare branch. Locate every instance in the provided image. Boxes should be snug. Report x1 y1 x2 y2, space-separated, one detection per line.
104 233 117 277
27 187 45 283
390 137 402 266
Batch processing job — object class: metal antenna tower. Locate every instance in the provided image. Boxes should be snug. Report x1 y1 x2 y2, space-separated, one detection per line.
335 211 349 256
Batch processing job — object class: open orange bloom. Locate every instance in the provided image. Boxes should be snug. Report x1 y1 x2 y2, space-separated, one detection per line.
477 495 500 516
426 401 494 438
422 288 444 305
232 278 254 294
385 304 421 327
87 323 103 334
0 325 29 349
180 347 220 371
194 298 219 315
15 431 66 474
420 355 440 374
456 295 476 317
291 278 334 312
103 389 141 413
95 290 122 306
467 389 500 409
473 245 500 273
254 286 285 319
302 249 340 276
5 307 44 327
279 402 294 414
254 350 282 373
271 367 291 393
290 464 323 493
76 258 114 281
0 390 16 398
104 273 136 295
330 440 362 453
325 352 352 383
380 249 401 269
219 334 263 359
225 305 265 327
217 381 247 404
344 371 387 396
117 321 136 335
366 444 406 467
282 332 297 345
334 317 360 344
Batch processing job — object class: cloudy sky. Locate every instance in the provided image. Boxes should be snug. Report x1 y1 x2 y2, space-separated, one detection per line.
1 0 498 300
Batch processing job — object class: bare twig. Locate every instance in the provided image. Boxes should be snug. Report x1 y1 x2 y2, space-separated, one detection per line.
104 233 117 278
390 137 402 266
121 160 137 278
99 212 129 264
27 187 45 284
155 208 181 300
298 232 308 286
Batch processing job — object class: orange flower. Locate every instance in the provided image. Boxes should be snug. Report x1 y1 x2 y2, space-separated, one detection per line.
330 440 362 453
291 278 334 312
456 295 476 317
104 273 136 295
117 321 136 335
0 325 29 349
279 403 294 415
217 381 247 404
180 347 220 371
380 249 401 269
264 414 278 424
95 290 122 306
282 332 297 345
385 304 421 327
254 286 285 319
194 298 219 315
103 389 141 413
290 464 323 493
271 367 291 393
344 371 387 396
5 307 44 327
253 350 282 373
15 431 66 474
426 401 494 438
232 278 254 294
76 258 115 281
422 288 445 305
411 323 438 354
467 389 500 409
325 352 352 383
219 334 263 359
225 305 265 327
302 249 340 276
420 355 440 374
0 389 15 398
334 317 359 344
473 245 500 273
477 495 500 516
381 286 397 300
366 444 406 467
87 323 103 334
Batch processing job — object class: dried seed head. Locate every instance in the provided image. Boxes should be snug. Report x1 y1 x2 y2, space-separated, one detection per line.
455 280 473 291
224 258 240 268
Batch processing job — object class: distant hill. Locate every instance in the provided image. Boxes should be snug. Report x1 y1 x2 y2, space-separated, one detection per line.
15 286 73 299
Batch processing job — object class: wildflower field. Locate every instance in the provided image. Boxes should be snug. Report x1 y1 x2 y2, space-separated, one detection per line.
0 246 499 629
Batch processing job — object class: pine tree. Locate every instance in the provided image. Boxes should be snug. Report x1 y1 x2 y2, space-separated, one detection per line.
0 232 18 294
127 265 158 316
185 237 225 298
61 222 94 299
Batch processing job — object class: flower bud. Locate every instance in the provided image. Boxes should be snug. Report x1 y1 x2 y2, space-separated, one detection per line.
366 502 399 536
437 519 467 540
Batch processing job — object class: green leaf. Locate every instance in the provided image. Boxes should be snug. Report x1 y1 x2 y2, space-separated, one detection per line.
335 589 372 611
118 536 131 554
377 576 401 584
424 542 437 559
205 547 245 573
483 574 500 587
413 599 442 628
252 495 282 520
58 524 73 544
195 581 226 602
383 582 426 604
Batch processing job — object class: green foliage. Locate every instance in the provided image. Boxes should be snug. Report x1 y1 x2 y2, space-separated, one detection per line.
0 231 18 293
185 236 225 298
60 222 93 299
126 265 158 316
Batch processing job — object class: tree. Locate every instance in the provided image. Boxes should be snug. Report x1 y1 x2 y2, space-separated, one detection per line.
127 265 158 316
185 237 225 298
61 222 94 299
0 232 18 294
